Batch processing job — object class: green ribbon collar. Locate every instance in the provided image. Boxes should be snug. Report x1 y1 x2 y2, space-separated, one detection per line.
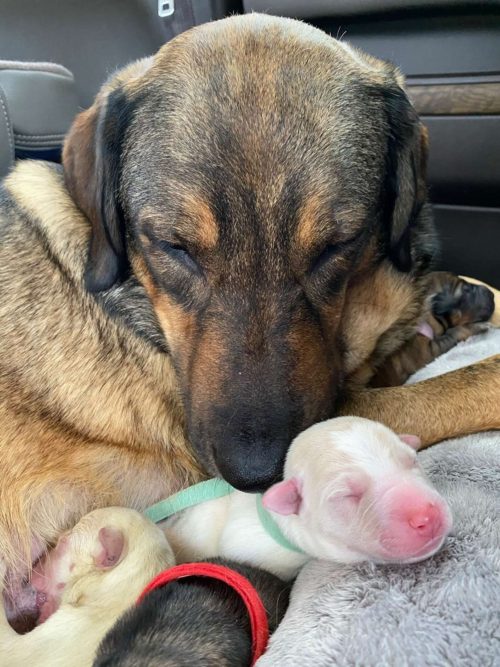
144 478 305 555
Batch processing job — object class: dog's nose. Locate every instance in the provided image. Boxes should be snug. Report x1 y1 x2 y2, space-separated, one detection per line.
407 503 442 539
208 404 295 492
214 439 288 492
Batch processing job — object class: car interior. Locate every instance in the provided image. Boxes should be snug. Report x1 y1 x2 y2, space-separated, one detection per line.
0 0 498 287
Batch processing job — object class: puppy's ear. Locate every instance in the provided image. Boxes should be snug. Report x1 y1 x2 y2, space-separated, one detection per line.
381 86 429 272
398 433 421 450
63 58 152 292
94 526 125 569
262 478 302 515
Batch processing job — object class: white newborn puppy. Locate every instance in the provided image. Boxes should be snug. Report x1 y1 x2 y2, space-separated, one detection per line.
0 508 174 667
164 417 452 580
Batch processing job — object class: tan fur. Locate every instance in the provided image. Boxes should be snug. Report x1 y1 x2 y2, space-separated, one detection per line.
296 199 369 259
371 273 494 387
133 254 198 364
0 162 202 572
140 196 219 252
339 355 500 445
342 261 425 386
180 195 219 249
296 194 325 254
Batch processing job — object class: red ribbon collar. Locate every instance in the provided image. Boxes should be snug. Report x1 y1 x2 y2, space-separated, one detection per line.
137 562 270 665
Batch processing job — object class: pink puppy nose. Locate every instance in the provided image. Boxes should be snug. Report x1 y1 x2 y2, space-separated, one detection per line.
407 503 442 539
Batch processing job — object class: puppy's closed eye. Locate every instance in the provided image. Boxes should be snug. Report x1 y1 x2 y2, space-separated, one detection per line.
327 472 369 508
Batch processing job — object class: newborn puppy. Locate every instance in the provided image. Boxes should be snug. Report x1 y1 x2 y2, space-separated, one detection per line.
430 272 495 327
371 272 495 387
163 417 452 580
94 559 290 667
0 508 174 667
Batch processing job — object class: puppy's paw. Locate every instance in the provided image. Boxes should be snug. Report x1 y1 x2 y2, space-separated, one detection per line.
452 322 491 342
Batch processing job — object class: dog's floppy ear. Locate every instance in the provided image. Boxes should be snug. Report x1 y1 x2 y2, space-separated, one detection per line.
63 58 152 292
63 92 130 292
381 86 429 272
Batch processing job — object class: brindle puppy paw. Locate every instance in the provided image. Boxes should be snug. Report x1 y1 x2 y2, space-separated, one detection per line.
445 321 491 343
429 321 490 359
429 322 491 359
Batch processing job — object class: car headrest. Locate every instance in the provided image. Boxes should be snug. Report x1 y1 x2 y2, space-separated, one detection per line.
0 60 78 163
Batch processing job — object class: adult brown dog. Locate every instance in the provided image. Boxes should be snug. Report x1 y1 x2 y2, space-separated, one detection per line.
1 15 499 610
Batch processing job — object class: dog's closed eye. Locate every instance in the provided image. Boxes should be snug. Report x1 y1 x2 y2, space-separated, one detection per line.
312 244 340 273
141 223 203 277
309 229 365 275
156 240 201 274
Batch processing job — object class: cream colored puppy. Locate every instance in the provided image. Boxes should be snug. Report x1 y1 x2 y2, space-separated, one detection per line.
0 508 174 667
164 417 452 580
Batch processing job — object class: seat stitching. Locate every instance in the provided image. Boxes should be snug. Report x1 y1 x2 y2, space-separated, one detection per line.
0 89 14 160
15 133 66 139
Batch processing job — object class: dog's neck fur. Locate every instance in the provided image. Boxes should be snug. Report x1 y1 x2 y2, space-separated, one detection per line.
0 161 203 576
2 161 195 465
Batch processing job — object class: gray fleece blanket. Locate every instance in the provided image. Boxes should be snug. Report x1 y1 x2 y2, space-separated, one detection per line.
259 328 500 667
